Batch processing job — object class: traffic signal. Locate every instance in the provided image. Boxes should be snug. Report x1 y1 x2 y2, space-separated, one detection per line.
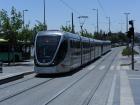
127 20 134 41
129 20 133 26
127 27 134 38
127 30 132 39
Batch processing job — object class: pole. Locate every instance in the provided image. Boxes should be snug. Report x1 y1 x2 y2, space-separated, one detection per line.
124 13 130 47
106 17 111 33
129 20 134 70
23 10 28 28
0 18 2 30
71 12 74 33
80 25 83 35
43 0 46 30
97 9 99 35
78 16 88 36
109 17 111 33
23 11 24 28
131 21 134 70
124 13 130 32
132 32 134 70
92 9 99 35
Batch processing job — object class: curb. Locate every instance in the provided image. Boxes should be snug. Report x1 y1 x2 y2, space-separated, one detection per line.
0 71 34 85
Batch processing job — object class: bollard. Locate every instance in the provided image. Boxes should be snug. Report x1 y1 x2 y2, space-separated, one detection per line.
0 61 3 73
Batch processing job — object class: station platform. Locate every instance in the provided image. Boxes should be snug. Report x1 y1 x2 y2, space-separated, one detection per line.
0 59 34 85
107 46 140 105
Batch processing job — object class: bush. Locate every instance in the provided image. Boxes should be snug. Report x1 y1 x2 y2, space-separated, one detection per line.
122 47 139 56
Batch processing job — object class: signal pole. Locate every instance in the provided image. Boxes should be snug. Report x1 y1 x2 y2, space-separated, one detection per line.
130 20 134 70
128 20 135 70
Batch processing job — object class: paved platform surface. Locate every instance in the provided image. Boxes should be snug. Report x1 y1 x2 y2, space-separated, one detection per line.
0 59 34 85
110 46 140 105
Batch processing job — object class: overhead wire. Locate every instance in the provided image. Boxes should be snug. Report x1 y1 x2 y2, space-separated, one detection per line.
58 0 81 15
97 0 107 17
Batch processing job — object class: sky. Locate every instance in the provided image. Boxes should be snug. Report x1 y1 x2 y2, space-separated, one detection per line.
0 0 140 33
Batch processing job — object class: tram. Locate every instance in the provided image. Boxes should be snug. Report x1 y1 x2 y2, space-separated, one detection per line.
34 30 111 74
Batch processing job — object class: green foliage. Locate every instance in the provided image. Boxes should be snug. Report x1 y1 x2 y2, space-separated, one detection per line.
0 7 38 44
10 6 22 31
0 7 23 44
18 26 33 42
33 21 45 33
93 30 106 40
60 25 72 32
0 9 11 32
122 47 139 56
80 29 94 38
32 22 45 43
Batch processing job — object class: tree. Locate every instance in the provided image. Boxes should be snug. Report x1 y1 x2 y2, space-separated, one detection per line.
0 7 23 65
60 25 72 32
32 22 45 43
0 7 22 42
80 29 93 38
18 24 33 42
93 30 106 40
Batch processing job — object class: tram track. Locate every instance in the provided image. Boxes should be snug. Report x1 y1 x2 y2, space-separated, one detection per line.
42 49 118 105
0 77 54 102
81 49 119 105
0 48 116 105
0 74 36 90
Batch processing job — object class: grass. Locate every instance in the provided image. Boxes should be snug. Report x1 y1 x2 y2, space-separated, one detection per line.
122 47 139 56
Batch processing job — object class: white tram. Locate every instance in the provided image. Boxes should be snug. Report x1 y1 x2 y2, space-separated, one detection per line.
34 30 111 74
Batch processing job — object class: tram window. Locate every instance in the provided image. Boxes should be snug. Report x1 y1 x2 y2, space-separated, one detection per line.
76 41 80 48
53 40 68 65
70 40 74 48
36 36 61 63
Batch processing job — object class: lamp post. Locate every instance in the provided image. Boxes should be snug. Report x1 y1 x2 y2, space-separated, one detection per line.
106 16 111 33
124 13 130 32
78 16 88 35
23 9 28 28
92 8 99 35
124 12 130 47
43 0 47 30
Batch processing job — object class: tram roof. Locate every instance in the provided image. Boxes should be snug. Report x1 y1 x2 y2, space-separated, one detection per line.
37 30 64 36
37 30 81 39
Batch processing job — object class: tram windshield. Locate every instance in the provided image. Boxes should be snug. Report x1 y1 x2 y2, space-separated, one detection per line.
36 35 61 63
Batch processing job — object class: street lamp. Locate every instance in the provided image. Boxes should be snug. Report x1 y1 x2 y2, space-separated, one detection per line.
106 16 111 33
43 0 47 30
92 8 99 35
124 13 130 47
23 9 28 28
124 13 130 32
78 16 88 35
